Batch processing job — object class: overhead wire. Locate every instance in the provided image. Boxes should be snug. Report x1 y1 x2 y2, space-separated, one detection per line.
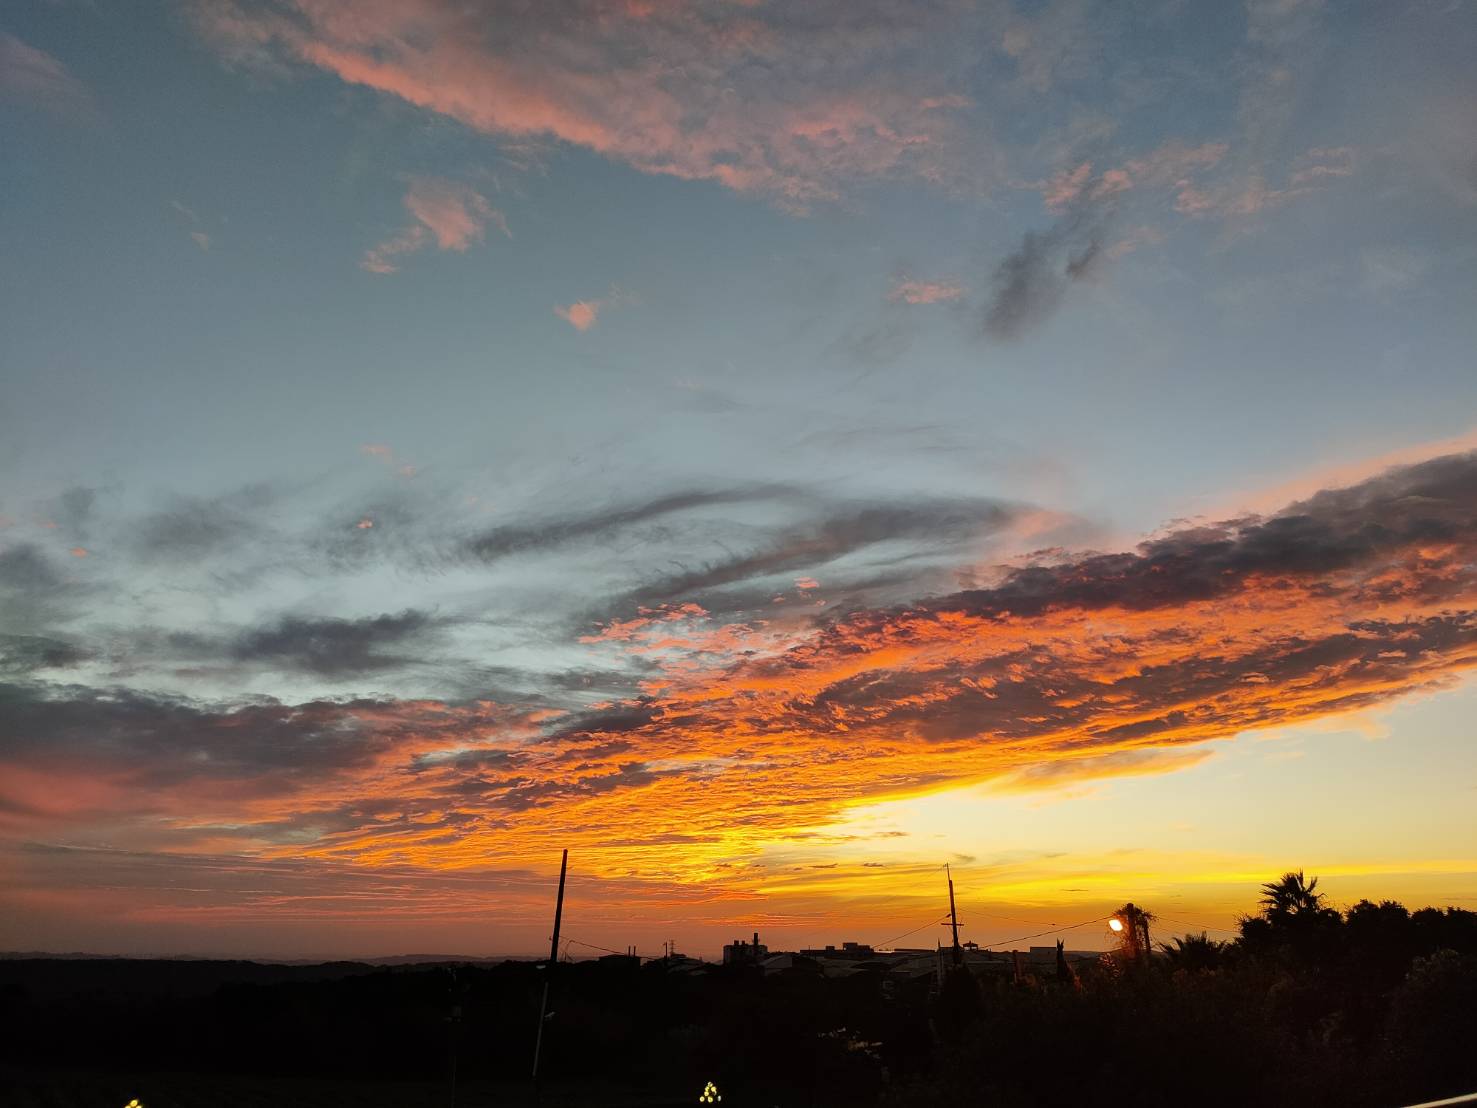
875 915 953 949
977 915 1116 951
562 935 645 958
967 909 1060 927
1153 913 1241 936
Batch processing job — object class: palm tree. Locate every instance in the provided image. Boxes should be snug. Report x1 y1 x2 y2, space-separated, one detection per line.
1112 902 1155 961
1161 932 1226 972
1259 870 1324 919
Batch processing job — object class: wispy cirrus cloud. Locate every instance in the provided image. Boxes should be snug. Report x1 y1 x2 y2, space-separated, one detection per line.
362 177 507 274
169 199 214 251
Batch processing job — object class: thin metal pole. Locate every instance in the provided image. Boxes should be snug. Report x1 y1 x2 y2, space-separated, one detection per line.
946 863 962 966
531 849 568 1082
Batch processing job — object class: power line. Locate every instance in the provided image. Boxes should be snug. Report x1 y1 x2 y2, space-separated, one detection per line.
562 935 645 958
876 915 952 949
968 909 1060 927
978 915 1115 951
1153 914 1241 936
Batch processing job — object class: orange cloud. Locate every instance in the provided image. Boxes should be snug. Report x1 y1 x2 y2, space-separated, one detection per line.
555 286 634 331
4 449 1476 961
6 453 1477 906
555 299 602 331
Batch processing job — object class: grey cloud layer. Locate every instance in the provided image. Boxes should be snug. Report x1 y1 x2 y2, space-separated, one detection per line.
5 479 1024 689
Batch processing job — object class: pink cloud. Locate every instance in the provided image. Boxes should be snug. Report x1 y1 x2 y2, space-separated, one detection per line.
1176 175 1286 218
887 278 965 305
1289 146 1355 188
358 443 417 478
555 285 633 331
1175 147 1354 219
1120 142 1228 188
1042 161 1093 211
362 178 506 274
361 225 428 275
1040 142 1228 213
403 177 507 249
0 32 96 121
1105 224 1166 261
192 0 982 210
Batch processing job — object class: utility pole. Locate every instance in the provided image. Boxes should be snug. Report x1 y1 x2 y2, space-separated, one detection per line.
531 849 568 1084
946 863 963 967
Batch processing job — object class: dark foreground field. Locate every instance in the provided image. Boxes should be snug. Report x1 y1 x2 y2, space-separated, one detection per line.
3 893 1477 1108
0 954 901 1108
0 1068 693 1108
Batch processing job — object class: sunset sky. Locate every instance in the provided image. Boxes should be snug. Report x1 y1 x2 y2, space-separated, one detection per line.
3 0 1476 960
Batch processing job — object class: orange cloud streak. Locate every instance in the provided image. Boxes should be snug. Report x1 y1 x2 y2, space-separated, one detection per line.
6 453 1477 914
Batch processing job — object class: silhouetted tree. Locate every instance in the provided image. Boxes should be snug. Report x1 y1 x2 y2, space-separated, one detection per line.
1240 869 1343 969
1384 949 1477 1101
1112 901 1155 963
1054 938 1081 988
1161 931 1227 973
1260 869 1324 919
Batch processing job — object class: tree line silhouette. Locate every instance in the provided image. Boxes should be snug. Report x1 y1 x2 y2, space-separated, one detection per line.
906 872 1477 1107
0 872 1473 1106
